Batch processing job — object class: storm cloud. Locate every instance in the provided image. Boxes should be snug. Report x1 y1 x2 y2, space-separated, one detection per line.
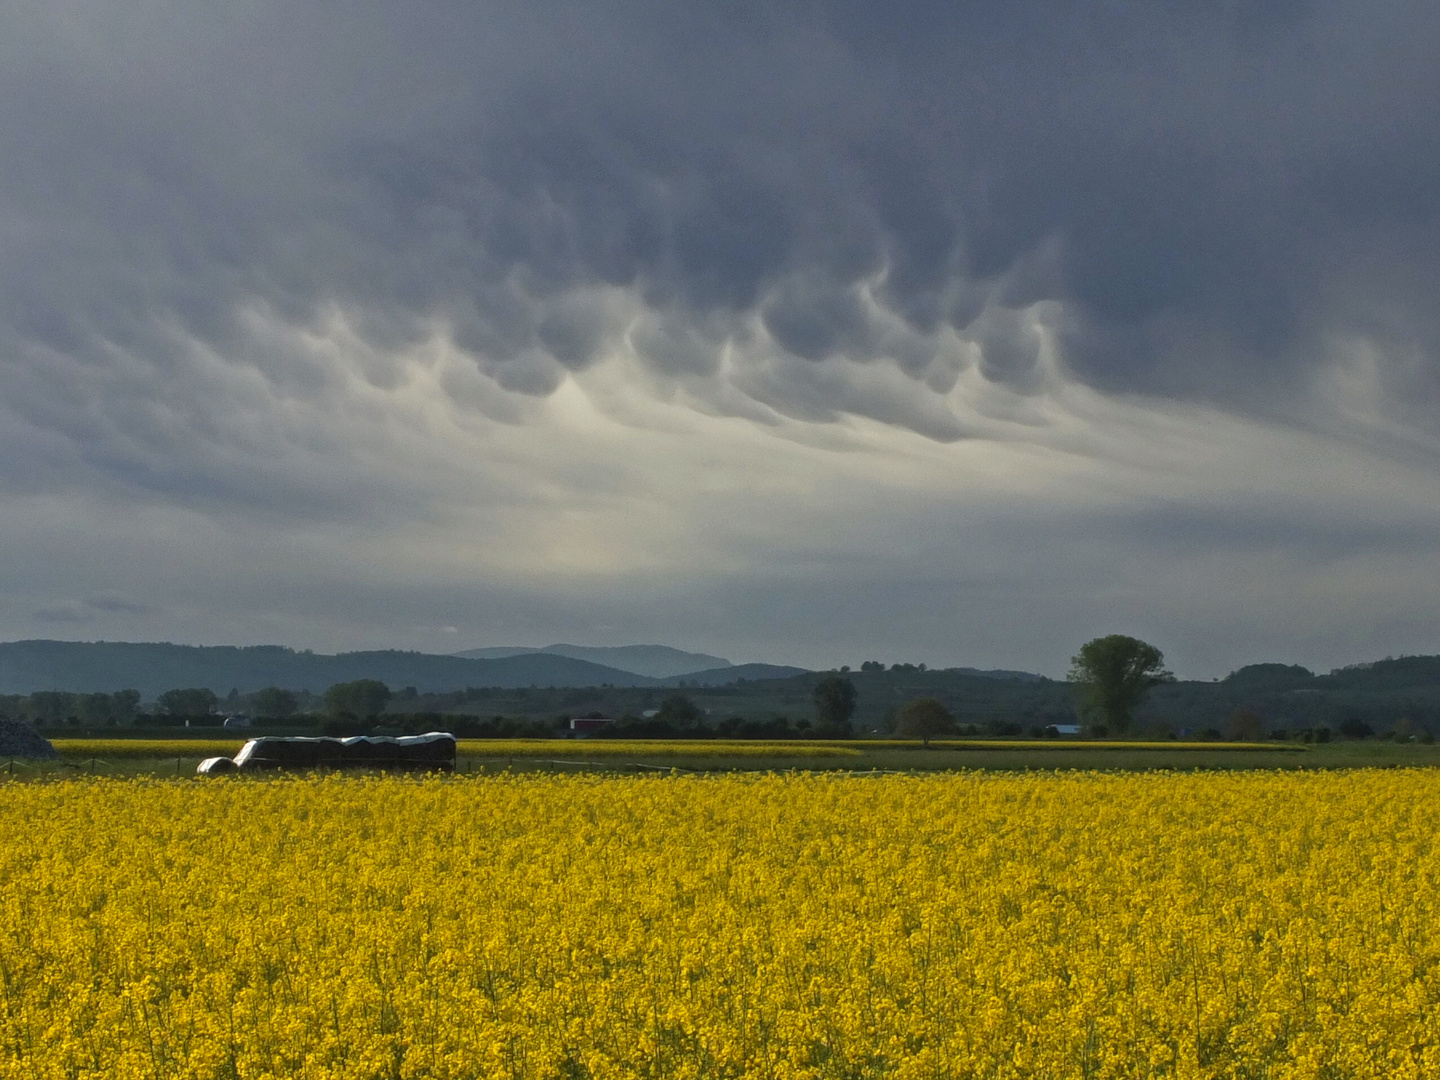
1 0 1438 674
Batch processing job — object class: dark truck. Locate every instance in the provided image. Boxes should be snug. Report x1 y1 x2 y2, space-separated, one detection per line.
198 732 457 774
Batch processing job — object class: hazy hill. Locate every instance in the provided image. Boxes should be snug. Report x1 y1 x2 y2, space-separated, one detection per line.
0 640 658 697
1221 663 1316 692
1323 655 1440 691
455 644 731 678
1133 655 1440 734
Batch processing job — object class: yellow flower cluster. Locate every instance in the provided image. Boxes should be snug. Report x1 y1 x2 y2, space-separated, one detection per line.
1 771 1436 1078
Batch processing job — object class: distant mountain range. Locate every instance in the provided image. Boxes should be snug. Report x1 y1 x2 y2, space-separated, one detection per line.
454 644 731 679
665 663 809 685
0 639 1051 700
8 638 1440 733
0 640 805 697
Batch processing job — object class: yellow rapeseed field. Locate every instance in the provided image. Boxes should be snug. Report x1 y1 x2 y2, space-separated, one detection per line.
1 770 1436 1079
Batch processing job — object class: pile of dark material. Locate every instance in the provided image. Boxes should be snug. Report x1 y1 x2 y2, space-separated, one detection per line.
199 732 456 774
0 719 59 760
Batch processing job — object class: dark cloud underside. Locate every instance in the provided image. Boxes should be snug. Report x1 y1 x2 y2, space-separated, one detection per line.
1 0 1439 672
2 0 1439 430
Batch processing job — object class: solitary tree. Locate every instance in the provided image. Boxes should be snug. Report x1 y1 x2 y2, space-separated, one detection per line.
812 675 857 735
1067 635 1173 734
112 689 141 725
251 687 298 719
894 697 953 746
158 687 219 719
324 680 391 721
78 693 118 727
654 694 702 727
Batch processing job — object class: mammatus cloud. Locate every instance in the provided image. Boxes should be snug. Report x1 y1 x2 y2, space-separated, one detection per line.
0 0 1438 674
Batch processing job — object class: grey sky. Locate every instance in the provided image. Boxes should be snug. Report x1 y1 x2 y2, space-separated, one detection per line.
1 0 1438 677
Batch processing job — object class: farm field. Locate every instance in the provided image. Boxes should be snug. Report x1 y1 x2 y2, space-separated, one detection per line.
1 770 1437 1078
24 736 1440 778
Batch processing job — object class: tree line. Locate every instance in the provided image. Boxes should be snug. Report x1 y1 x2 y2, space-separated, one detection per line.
5 637 1435 742
0 685 303 727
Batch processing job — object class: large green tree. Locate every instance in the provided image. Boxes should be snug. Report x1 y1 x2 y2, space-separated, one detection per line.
324 680 391 721
654 694 701 727
158 687 219 718
1067 635 1173 734
112 690 141 724
251 687 299 719
812 675 857 735
894 697 953 746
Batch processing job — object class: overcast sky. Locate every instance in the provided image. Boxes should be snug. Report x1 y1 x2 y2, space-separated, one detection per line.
2 0 1439 678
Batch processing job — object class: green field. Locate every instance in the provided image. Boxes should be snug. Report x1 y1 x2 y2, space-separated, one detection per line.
5 736 1435 777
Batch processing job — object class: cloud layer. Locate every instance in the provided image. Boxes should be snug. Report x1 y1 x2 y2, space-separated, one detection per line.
1 0 1438 675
